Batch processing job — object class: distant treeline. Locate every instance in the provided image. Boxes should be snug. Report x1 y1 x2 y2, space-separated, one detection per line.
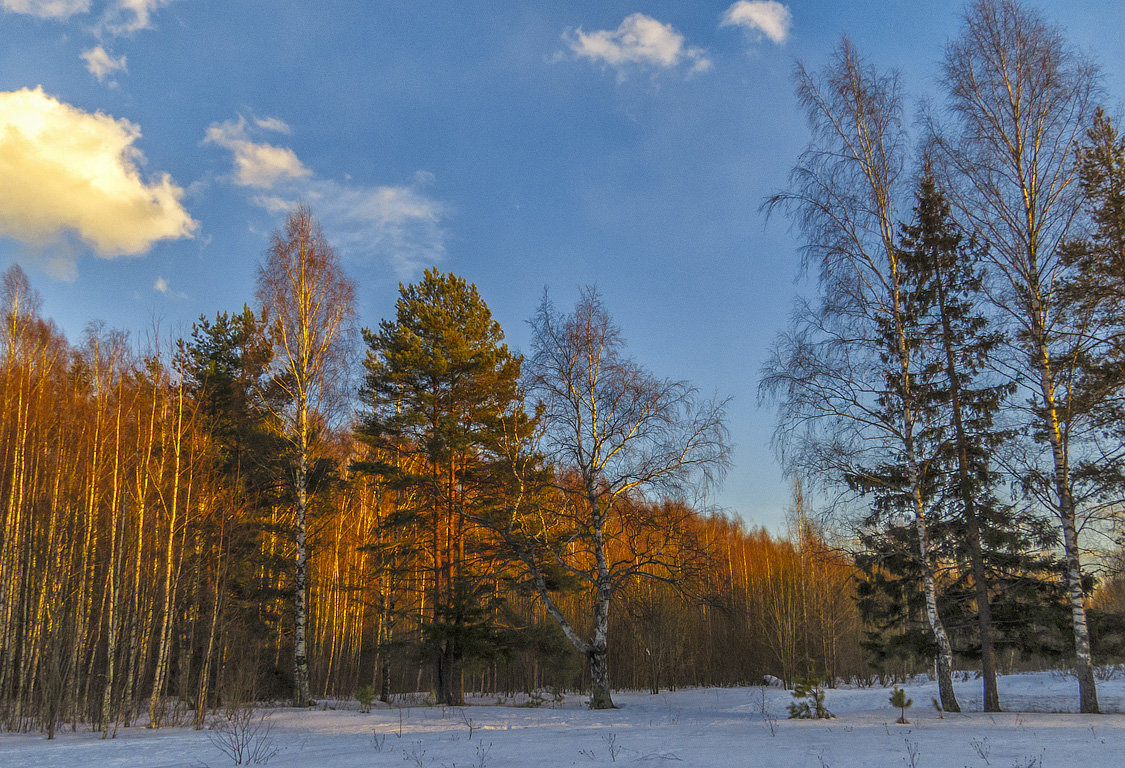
0 241 869 737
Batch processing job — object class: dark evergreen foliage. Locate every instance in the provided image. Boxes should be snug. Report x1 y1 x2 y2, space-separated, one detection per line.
855 172 1069 682
180 308 296 700
357 269 536 705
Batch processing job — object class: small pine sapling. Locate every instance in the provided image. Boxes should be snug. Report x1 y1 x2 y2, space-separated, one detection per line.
890 687 913 724
355 684 376 713
787 676 834 719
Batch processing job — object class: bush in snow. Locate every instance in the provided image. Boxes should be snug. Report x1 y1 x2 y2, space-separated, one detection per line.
207 704 278 765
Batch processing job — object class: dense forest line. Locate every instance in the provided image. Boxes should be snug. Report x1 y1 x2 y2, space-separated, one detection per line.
0 251 867 736
5 0 1125 738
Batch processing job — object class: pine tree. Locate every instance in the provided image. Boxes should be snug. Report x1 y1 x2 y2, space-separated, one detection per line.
358 270 529 706
889 686 912 723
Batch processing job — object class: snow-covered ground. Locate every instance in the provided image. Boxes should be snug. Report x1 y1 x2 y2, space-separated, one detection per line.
3 672 1124 767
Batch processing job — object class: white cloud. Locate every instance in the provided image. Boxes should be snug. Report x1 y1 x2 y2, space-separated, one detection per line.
1 0 174 32
0 87 196 268
0 0 89 19
206 118 447 278
81 45 127 83
564 13 711 76
254 116 292 134
1 0 177 33
98 0 175 35
721 1 792 45
204 117 311 189
153 274 187 298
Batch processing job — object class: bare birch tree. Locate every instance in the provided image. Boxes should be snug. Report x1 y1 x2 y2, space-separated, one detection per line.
762 39 962 712
256 205 357 707
935 0 1101 713
522 288 729 709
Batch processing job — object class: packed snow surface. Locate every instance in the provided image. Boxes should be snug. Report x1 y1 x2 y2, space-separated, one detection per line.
4 672 1125 767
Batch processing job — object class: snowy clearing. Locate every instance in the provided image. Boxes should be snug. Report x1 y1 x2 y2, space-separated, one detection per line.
3 672 1124 768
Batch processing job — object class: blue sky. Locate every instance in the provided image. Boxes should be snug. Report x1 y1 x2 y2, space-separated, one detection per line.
1 1 1123 531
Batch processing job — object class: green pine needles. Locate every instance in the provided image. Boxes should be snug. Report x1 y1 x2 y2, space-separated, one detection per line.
354 685 375 713
890 686 913 724
786 677 834 720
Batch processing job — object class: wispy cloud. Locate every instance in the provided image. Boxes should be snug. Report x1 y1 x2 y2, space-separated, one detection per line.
97 0 176 36
304 173 447 279
254 116 292 134
0 0 88 19
81 45 127 83
0 87 196 278
720 1 792 45
563 13 711 78
204 117 311 189
206 116 448 278
2 0 178 81
153 275 186 298
0 0 174 31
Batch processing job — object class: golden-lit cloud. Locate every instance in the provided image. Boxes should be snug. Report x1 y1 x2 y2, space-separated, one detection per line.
81 45 127 83
564 13 711 76
204 117 312 189
0 87 196 267
0 0 88 18
721 1 792 45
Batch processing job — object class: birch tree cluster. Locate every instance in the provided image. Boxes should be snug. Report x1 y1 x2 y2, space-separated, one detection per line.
763 0 1125 715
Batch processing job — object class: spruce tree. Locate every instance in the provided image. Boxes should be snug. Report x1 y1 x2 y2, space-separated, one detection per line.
857 171 1067 701
1061 109 1125 503
899 169 1008 711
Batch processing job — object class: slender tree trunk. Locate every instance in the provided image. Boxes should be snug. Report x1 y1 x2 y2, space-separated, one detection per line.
910 480 960 713
293 397 312 707
195 531 224 729
101 397 124 737
149 381 185 727
70 401 102 729
1035 336 1098 713
123 388 157 726
933 265 1001 712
